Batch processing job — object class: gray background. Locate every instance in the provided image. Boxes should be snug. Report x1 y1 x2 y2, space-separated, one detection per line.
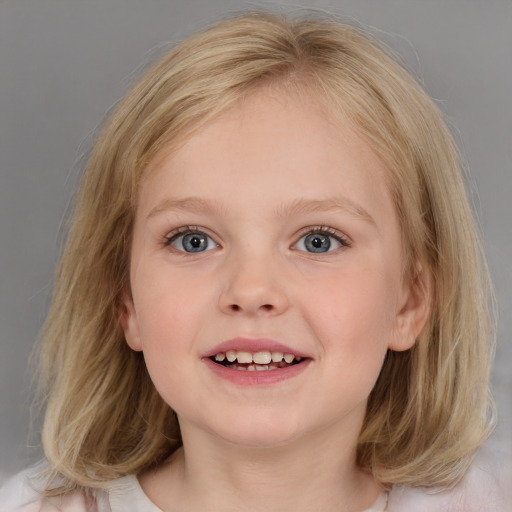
1 0 511 482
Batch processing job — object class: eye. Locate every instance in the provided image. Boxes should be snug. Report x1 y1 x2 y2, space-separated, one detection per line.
165 228 218 253
293 228 349 254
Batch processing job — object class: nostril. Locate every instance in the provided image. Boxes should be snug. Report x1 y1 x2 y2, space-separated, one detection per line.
228 303 274 312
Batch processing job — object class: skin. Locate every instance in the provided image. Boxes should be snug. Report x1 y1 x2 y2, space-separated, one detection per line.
121 87 430 512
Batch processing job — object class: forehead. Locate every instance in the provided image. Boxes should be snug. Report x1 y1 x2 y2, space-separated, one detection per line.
137 88 395 227
142 83 384 174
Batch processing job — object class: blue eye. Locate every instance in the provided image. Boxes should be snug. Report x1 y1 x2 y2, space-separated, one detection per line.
167 230 217 253
294 229 347 253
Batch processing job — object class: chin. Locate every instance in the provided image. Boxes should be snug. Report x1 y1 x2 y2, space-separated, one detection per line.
207 416 306 449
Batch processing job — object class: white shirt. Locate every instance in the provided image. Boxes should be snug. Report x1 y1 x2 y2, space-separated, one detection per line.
1 453 510 512
0 469 388 512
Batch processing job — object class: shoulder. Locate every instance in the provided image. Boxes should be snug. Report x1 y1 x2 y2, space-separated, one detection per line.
387 448 512 512
0 465 111 512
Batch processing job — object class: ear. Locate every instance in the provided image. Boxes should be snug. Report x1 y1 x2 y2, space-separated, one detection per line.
119 293 143 352
388 262 432 352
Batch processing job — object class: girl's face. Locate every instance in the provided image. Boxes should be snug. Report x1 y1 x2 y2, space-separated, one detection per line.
122 88 427 448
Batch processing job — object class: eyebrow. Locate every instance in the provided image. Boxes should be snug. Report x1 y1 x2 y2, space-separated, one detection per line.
147 197 228 219
147 196 376 226
275 197 377 227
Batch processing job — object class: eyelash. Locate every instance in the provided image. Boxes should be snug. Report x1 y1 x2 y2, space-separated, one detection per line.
162 225 351 252
163 226 214 246
294 226 351 249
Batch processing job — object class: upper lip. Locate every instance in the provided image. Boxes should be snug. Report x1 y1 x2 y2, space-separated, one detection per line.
203 337 310 359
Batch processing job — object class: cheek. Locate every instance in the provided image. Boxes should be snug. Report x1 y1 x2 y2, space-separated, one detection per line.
301 263 399 357
292 266 397 421
133 289 199 410
134 264 211 336
130 271 206 386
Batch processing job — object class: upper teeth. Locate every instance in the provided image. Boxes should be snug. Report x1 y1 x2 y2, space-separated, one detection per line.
214 350 299 364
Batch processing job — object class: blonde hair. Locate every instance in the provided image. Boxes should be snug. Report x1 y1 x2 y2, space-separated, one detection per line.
38 11 495 495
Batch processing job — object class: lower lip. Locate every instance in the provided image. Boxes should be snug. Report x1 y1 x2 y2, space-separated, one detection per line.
203 358 311 385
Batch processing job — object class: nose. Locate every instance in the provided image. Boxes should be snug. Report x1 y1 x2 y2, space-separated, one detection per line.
218 254 290 316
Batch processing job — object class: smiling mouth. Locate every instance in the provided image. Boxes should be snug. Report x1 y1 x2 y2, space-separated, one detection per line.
210 350 304 371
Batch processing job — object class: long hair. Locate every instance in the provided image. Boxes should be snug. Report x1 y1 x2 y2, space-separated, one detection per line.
37 11 495 495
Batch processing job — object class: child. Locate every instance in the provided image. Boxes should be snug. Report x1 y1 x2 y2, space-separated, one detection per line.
1 10 508 512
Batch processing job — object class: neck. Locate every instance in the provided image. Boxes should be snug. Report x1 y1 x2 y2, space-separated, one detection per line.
139 420 382 512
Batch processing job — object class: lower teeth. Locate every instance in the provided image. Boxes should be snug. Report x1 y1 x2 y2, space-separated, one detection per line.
226 362 291 371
